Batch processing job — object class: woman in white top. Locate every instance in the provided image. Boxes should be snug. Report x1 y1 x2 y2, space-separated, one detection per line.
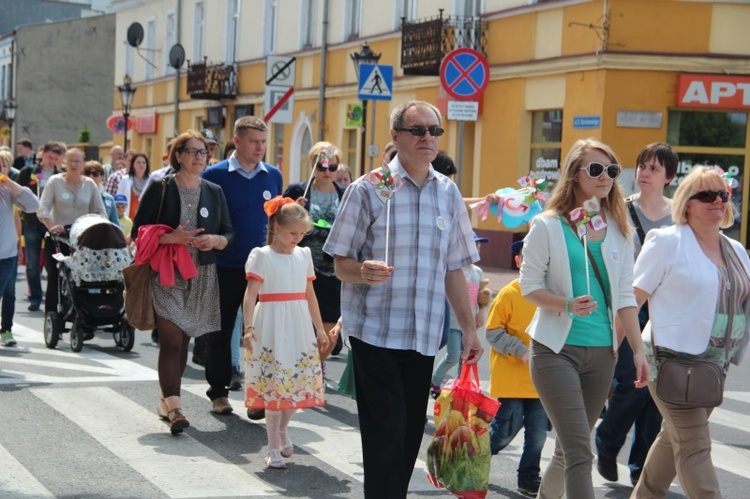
631 167 750 498
115 152 150 220
37 148 106 315
519 138 648 499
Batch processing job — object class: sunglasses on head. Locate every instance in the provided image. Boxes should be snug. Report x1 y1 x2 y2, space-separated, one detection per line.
394 126 445 137
581 161 621 180
690 190 729 203
315 163 339 172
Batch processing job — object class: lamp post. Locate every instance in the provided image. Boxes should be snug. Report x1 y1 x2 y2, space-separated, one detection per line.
3 99 15 148
350 42 381 174
118 76 136 151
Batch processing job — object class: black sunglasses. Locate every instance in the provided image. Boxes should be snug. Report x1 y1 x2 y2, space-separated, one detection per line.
315 163 339 172
690 190 729 203
84 171 102 177
581 162 621 180
394 126 445 137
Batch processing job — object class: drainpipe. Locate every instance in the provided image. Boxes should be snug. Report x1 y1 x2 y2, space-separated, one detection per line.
173 0 182 137
317 0 329 141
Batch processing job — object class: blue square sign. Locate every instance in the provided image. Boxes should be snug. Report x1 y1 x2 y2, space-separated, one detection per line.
358 64 393 101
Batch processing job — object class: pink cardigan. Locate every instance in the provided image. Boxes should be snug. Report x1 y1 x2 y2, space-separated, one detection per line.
135 224 198 286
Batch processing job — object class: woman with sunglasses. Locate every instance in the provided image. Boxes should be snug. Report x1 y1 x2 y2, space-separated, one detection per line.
519 138 648 499
283 141 346 357
83 161 119 226
630 167 750 498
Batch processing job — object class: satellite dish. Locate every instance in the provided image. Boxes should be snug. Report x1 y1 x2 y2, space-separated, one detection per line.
126 23 144 48
169 44 186 69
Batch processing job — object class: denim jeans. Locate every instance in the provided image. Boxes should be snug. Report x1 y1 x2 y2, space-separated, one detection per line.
22 222 46 306
0 256 18 332
490 398 550 479
595 338 662 477
432 328 462 386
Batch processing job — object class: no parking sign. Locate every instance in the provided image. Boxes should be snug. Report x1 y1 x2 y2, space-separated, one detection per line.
439 48 489 101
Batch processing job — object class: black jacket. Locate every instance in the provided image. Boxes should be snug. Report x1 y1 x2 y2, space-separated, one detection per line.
16 165 60 227
131 175 235 266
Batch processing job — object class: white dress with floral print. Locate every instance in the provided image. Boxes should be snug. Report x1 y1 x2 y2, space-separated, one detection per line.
244 245 325 410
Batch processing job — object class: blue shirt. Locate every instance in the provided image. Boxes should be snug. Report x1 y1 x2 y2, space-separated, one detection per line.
202 159 283 268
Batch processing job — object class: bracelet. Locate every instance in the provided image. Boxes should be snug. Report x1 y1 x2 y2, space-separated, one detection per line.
565 298 575 318
243 325 254 331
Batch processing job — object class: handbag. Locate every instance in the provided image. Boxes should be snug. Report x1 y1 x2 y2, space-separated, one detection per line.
653 240 734 409
123 179 167 331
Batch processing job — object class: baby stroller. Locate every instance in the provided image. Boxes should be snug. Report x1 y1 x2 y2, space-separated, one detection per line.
43 215 134 352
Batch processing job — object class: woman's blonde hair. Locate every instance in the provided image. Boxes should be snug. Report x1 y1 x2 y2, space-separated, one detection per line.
267 202 312 245
544 138 632 238
308 141 342 167
671 166 734 228
0 150 13 173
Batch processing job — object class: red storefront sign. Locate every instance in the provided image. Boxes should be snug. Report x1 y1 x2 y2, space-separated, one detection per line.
134 113 158 134
677 74 750 110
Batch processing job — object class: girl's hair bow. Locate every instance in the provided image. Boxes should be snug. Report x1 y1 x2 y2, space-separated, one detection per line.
264 196 295 217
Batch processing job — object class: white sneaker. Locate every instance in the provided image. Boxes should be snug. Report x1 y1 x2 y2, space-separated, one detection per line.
1 331 17 347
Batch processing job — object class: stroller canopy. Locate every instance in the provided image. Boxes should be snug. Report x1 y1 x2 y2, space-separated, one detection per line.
68 215 132 285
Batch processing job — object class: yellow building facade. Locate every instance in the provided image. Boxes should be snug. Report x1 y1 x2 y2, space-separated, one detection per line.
112 0 750 267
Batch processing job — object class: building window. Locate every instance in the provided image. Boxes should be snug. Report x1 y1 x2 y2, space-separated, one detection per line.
226 0 240 63
454 0 481 17
274 123 284 169
529 110 563 196
667 110 748 243
298 126 312 180
165 10 175 74
145 18 156 80
299 0 317 49
393 0 415 29
344 0 362 40
263 0 278 56
194 1 205 61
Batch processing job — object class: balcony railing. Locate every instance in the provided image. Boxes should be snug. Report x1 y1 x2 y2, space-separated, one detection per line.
401 9 488 76
187 58 237 100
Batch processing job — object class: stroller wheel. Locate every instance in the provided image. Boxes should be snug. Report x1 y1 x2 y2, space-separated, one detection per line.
119 321 136 352
70 325 85 353
44 312 62 349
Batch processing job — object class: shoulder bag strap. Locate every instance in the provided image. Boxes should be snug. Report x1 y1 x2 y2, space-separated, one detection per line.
626 196 646 245
155 178 167 222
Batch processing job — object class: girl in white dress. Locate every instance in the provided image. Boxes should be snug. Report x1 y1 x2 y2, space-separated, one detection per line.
243 197 328 469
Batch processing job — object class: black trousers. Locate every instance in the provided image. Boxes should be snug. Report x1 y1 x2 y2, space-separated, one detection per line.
43 235 70 315
350 337 434 499
205 265 246 400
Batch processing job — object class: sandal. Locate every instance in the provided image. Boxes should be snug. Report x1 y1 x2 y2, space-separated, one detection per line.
279 432 293 458
168 408 190 435
157 399 169 421
265 449 286 469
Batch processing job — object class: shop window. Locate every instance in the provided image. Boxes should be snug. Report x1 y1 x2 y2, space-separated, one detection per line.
529 110 563 196
667 110 748 244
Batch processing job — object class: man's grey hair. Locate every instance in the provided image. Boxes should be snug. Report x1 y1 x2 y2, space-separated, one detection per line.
390 100 442 129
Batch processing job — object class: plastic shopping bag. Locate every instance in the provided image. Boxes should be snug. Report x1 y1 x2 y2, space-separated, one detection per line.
427 364 501 499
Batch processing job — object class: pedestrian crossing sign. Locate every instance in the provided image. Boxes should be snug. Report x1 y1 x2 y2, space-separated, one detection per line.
357 64 393 101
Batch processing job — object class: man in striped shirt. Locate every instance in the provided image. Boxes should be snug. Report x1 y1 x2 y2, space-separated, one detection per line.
324 100 483 498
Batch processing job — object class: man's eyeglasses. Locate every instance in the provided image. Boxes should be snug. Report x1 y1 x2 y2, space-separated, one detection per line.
181 148 210 157
690 190 730 204
84 171 102 177
580 162 621 180
394 126 445 137
315 163 339 172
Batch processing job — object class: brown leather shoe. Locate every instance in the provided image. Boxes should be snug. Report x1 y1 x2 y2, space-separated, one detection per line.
211 397 233 415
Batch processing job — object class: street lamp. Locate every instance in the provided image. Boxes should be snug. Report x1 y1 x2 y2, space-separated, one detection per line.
118 76 136 151
350 42 381 174
3 99 16 147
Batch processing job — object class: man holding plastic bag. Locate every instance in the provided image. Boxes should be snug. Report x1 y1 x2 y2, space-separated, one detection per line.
325 101 483 498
